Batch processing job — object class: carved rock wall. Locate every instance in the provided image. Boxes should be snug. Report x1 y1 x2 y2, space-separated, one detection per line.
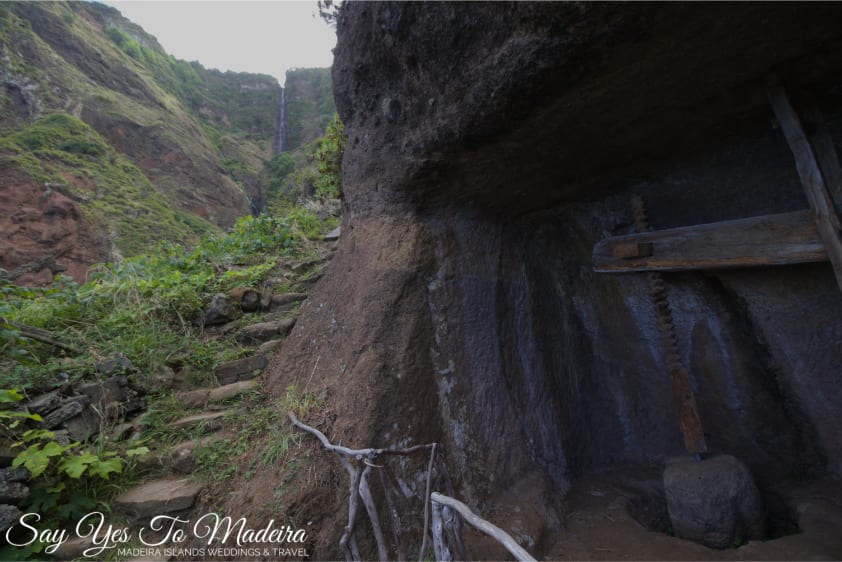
263 3 842 556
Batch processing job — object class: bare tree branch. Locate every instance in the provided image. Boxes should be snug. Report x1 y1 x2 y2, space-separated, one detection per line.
442 504 467 561
431 492 537 562
340 464 363 561
2 317 81 354
378 465 407 561
434 457 466 560
289 412 441 561
418 442 437 562
431 499 453 561
289 412 434 459
360 464 389 561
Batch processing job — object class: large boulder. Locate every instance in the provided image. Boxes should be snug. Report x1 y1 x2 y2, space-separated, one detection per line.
663 454 766 548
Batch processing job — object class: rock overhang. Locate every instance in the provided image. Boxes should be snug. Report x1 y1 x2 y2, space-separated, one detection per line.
335 3 842 215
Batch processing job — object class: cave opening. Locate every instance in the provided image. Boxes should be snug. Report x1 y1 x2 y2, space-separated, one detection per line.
417 17 842 555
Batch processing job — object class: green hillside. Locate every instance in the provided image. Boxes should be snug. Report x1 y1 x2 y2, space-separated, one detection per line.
285 67 336 150
0 1 284 282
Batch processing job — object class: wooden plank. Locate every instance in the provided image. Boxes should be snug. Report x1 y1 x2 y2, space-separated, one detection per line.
767 77 842 294
593 209 826 273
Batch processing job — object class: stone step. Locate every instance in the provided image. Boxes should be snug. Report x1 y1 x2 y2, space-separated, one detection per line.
169 432 229 474
257 339 282 355
236 318 296 344
167 411 229 432
324 225 341 241
214 355 266 385
114 477 202 519
178 380 257 408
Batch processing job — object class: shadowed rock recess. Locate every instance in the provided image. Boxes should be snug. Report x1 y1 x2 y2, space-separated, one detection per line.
263 3 842 558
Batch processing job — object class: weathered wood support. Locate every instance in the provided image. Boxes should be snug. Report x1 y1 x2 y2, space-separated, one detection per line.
593 210 826 273
767 76 842 294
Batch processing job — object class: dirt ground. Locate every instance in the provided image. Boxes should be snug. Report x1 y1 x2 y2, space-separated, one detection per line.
538 471 842 562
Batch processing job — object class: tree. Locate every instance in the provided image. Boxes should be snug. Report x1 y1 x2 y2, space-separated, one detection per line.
317 0 341 30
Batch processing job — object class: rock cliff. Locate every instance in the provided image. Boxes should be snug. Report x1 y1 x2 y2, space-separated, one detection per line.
262 3 842 558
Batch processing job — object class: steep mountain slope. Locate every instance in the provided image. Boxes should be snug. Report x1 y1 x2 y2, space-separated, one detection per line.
284 67 336 151
0 1 282 283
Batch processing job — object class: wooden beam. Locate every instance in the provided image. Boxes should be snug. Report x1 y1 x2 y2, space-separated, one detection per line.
767 77 842 294
593 210 826 273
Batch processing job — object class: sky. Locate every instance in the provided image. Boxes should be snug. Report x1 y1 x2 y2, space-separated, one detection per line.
102 1 337 86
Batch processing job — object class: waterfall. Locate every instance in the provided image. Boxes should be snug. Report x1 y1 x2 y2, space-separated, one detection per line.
274 88 287 154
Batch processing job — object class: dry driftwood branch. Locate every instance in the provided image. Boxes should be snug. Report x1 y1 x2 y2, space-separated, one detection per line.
431 500 453 562
417 442 437 562
378 465 407 561
442 504 467 562
433 457 466 560
1 317 81 354
340 464 363 562
289 412 440 561
360 464 389 561
431 492 537 562
289 411 434 459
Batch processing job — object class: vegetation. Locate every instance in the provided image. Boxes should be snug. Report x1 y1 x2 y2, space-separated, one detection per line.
262 113 345 208
193 385 324 483
0 389 148 561
0 194 338 558
315 113 346 200
0 5 345 556
285 67 336 150
0 207 335 392
0 112 219 256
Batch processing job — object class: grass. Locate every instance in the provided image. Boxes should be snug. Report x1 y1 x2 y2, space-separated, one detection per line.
193 385 325 484
0 112 220 257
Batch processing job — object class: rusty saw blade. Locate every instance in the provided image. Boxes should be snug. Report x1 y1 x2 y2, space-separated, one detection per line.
632 195 708 455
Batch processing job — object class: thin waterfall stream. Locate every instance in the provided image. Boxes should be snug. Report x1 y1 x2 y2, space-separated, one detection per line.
275 87 287 153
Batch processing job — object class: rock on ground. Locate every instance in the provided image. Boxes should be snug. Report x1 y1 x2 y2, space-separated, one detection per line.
114 478 202 518
214 355 267 385
0 481 29 503
179 380 257 408
663 454 766 548
0 504 21 533
203 294 241 326
167 411 228 432
237 319 296 343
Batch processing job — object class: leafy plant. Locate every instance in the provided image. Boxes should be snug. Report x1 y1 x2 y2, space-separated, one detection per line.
0 387 147 548
0 389 43 437
314 113 345 201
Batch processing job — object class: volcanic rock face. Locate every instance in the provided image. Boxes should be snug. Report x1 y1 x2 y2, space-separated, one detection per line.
264 3 842 556
0 165 108 284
